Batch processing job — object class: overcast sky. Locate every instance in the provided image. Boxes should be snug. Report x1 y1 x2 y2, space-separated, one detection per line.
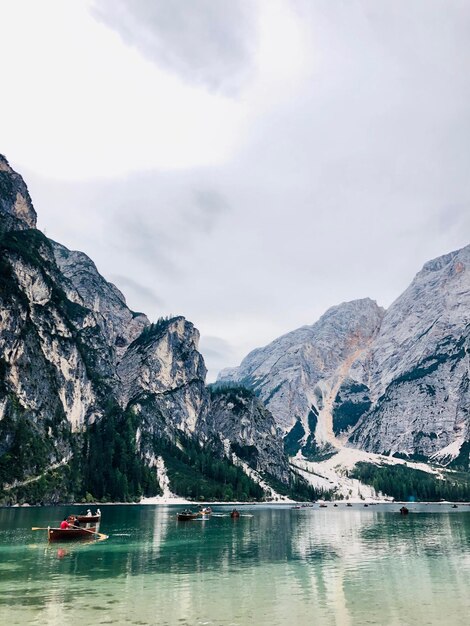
1 0 469 380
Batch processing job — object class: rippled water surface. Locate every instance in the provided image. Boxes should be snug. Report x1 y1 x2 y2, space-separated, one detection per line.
0 503 469 625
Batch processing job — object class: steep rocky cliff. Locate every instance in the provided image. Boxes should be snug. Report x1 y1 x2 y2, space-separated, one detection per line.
0 157 207 500
0 156 293 503
219 249 469 467
350 246 470 463
204 385 290 483
0 155 37 231
118 316 209 439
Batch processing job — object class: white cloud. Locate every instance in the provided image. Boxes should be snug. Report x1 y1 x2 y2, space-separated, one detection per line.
0 0 247 179
1 0 469 382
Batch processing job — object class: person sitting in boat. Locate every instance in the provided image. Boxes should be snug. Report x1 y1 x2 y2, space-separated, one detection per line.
95 508 101 517
86 509 92 517
73 517 80 527
60 518 71 530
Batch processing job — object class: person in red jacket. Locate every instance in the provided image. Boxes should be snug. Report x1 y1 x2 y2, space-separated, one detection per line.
60 518 70 530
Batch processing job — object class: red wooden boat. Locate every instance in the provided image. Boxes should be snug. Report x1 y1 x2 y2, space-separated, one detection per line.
48 526 97 542
230 509 240 519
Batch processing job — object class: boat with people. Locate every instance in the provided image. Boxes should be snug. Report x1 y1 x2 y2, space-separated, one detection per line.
71 508 101 523
197 506 212 517
230 509 240 518
399 506 409 515
177 510 199 521
47 526 98 542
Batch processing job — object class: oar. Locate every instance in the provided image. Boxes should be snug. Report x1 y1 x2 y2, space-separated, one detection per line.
31 527 108 541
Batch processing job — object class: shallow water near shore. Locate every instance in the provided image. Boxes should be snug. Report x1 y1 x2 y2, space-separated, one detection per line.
0 503 469 625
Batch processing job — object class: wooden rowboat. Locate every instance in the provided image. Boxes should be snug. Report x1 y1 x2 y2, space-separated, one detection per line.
197 507 212 516
48 526 97 542
177 511 199 521
72 514 101 523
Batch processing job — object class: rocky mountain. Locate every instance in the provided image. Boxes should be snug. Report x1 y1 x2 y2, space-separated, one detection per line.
2 153 467 506
219 249 470 468
0 155 294 504
350 246 470 463
219 298 385 458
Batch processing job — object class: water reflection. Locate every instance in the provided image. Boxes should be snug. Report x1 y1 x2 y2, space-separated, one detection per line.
0 505 469 625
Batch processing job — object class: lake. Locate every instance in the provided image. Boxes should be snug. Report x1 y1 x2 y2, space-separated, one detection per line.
0 503 469 625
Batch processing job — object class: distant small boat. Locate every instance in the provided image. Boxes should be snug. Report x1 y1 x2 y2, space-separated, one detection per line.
177 510 199 521
333 503 338 507
346 503 352 507
69 512 101 523
197 507 212 517
452 504 458 509
291 506 301 510
400 506 409 515
319 504 327 508
364 504 369 507
230 509 240 519
48 526 97 542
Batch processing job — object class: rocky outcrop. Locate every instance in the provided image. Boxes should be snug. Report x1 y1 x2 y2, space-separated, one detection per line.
204 385 290 483
0 155 37 232
52 242 149 355
118 316 209 439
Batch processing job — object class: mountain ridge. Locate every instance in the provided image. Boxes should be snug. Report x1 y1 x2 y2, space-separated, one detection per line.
1 155 468 505
219 245 470 467
0 157 299 505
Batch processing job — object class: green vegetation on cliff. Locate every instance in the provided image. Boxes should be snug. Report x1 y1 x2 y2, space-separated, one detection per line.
154 433 264 501
83 402 161 502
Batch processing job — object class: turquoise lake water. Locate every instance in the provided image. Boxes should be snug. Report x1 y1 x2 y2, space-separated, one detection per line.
0 503 469 625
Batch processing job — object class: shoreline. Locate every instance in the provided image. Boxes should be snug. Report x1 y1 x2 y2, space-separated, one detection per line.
5 499 470 508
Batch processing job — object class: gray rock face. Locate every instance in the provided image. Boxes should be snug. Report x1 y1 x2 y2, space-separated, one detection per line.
218 299 384 453
220 247 470 465
0 155 37 231
204 386 290 483
118 316 209 439
351 245 470 460
0 230 106 435
52 242 149 356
